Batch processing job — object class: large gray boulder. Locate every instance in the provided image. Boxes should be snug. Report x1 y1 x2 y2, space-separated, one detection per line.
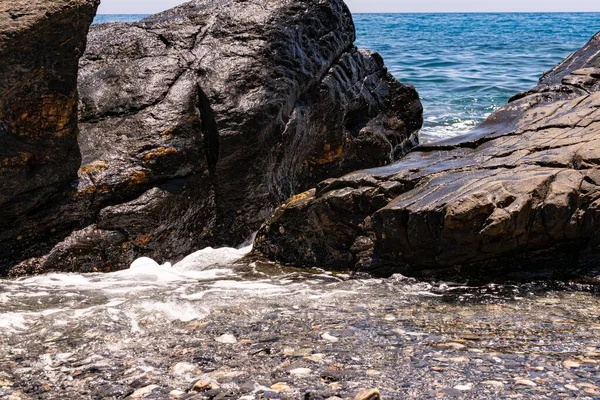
255 31 600 281
6 0 422 275
0 0 99 276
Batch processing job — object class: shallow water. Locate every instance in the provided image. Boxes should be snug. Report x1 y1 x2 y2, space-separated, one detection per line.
1 247 599 398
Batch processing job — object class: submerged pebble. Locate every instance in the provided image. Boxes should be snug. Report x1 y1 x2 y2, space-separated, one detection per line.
289 367 312 377
322 332 340 343
215 334 237 344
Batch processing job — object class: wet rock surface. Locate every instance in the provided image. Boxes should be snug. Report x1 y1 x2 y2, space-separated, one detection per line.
0 0 99 275
8 0 424 276
255 31 600 280
0 254 599 399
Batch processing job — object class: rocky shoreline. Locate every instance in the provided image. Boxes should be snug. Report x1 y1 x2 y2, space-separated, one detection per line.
255 31 600 282
2 1 600 282
2 1 600 399
0 0 422 277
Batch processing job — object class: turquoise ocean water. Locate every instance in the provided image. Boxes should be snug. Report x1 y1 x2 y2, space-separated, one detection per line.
94 13 600 142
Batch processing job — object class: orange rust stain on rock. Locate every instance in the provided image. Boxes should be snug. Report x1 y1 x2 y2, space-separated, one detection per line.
79 160 109 176
135 234 153 245
76 186 96 196
0 152 33 168
161 128 175 138
128 170 148 186
10 93 77 137
143 146 178 161
310 146 345 166
75 183 111 197
282 189 316 208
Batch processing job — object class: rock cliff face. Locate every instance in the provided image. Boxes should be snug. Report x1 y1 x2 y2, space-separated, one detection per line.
0 0 99 276
2 0 422 275
255 31 600 280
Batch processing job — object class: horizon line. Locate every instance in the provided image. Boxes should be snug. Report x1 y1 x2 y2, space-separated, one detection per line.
96 11 600 15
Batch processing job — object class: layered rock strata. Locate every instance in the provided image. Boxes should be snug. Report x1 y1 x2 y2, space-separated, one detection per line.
255 32 600 280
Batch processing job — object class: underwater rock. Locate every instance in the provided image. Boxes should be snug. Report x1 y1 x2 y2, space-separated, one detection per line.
255 31 600 280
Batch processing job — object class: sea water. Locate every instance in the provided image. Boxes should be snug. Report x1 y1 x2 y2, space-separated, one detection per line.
354 13 600 141
94 13 600 142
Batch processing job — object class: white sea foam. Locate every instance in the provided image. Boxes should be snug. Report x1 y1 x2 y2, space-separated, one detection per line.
0 245 255 333
0 292 10 303
173 245 252 270
209 280 284 291
0 312 26 331
0 309 63 334
136 301 206 322
112 261 234 284
419 119 480 142
0 242 402 337
5 245 251 294
19 273 93 288
180 289 223 301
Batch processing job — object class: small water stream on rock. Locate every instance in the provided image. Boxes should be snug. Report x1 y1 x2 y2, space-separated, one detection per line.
1 245 599 399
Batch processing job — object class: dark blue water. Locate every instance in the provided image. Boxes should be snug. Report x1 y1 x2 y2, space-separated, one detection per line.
94 13 600 142
354 13 600 141
94 15 147 23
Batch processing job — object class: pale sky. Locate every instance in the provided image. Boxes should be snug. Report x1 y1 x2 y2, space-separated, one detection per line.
97 0 600 14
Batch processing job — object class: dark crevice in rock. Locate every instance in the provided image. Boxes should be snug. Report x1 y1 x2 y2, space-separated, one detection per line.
198 85 219 176
156 33 172 48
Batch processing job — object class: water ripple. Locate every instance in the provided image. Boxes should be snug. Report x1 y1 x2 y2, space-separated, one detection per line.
354 13 600 142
